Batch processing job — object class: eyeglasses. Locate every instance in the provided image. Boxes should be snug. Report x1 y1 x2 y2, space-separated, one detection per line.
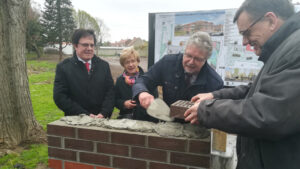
239 15 265 37
184 53 206 63
78 43 95 48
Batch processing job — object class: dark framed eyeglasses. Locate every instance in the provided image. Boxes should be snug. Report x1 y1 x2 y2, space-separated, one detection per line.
78 43 95 48
239 15 265 37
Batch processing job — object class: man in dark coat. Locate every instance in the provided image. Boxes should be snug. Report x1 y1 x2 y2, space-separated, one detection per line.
132 31 223 109
53 29 114 118
185 0 300 168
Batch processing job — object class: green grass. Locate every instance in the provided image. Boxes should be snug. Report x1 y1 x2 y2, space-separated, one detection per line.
0 144 48 169
0 59 62 169
0 54 119 169
28 60 63 130
25 52 38 60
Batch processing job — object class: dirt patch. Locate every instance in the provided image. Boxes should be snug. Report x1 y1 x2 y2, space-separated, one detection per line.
35 163 48 169
33 54 70 62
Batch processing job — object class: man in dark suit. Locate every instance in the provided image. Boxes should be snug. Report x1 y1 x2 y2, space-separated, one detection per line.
53 29 114 118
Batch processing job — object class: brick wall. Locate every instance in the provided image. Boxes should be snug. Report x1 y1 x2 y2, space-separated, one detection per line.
48 120 211 169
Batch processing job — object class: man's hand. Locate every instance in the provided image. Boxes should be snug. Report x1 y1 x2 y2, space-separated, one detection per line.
138 92 154 109
184 102 200 124
90 113 104 118
124 100 137 109
191 93 214 103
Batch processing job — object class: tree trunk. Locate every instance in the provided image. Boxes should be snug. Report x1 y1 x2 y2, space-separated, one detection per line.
0 0 44 148
57 0 63 61
33 43 41 59
59 43 63 61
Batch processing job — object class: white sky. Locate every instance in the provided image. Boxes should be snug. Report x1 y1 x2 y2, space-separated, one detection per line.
33 0 300 42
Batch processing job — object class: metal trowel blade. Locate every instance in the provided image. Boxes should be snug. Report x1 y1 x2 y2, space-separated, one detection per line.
146 98 174 122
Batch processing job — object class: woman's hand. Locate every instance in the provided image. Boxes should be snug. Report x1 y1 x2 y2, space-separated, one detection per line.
124 100 137 109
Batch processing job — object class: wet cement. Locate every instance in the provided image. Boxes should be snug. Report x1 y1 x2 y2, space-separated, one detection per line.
60 114 209 139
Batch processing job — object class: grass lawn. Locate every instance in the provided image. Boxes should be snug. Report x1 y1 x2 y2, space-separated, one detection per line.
0 55 119 169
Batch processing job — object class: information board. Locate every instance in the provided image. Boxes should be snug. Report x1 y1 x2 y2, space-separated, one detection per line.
148 5 300 86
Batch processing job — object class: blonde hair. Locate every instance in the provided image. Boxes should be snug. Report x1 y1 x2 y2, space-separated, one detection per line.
119 46 140 67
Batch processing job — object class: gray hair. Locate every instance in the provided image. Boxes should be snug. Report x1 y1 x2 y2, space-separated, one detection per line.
185 31 213 59
233 0 294 23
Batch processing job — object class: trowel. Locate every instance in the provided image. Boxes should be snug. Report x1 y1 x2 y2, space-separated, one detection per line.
146 98 174 121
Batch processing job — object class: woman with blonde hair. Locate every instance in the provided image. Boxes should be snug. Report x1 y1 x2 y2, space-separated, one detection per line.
115 47 158 122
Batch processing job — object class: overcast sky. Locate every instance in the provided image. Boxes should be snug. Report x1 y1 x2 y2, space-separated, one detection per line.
33 0 300 42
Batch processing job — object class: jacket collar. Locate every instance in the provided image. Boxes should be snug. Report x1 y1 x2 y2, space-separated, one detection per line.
138 66 144 74
174 53 185 80
194 62 208 85
260 12 300 63
175 53 208 86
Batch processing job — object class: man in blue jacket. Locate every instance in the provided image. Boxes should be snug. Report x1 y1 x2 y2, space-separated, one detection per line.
132 31 223 110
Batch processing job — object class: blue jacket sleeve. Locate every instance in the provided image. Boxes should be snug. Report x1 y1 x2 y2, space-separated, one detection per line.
132 57 165 100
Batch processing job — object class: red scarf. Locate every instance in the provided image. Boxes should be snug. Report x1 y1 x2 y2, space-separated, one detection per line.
123 67 139 86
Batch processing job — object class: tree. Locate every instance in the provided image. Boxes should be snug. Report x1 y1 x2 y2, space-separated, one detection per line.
26 2 44 58
73 10 111 54
0 0 44 147
74 10 100 54
95 17 110 46
41 0 75 61
75 10 100 31
102 41 111 47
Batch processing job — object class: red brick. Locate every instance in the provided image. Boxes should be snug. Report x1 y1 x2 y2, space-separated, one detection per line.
48 159 62 169
148 136 187 151
97 142 129 156
170 152 210 168
47 124 75 138
48 147 76 161
65 138 93 151
111 132 145 146
189 140 210 154
65 161 94 169
80 152 110 166
48 136 61 147
113 157 146 169
131 147 167 162
95 167 113 169
149 162 187 169
78 128 109 142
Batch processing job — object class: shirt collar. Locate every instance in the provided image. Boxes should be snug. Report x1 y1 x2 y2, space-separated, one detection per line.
184 72 198 85
77 55 92 65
